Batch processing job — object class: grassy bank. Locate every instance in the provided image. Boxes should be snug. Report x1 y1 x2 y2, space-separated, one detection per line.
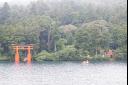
0 56 10 61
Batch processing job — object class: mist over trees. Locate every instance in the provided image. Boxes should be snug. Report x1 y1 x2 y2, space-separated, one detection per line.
0 0 127 61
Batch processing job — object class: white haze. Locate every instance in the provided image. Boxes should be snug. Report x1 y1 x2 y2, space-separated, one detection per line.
0 0 127 7
0 0 37 6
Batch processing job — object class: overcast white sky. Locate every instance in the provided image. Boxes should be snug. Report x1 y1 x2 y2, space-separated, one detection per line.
0 0 38 5
0 0 126 6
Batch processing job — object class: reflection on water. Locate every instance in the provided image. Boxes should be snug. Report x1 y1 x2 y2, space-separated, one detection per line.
0 61 127 85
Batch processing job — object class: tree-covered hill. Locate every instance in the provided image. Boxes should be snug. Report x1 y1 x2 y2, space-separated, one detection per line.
0 0 127 61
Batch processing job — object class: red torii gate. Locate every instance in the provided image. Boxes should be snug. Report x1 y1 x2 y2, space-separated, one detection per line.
11 44 33 64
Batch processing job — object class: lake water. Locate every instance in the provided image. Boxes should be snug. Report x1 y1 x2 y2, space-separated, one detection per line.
0 61 127 85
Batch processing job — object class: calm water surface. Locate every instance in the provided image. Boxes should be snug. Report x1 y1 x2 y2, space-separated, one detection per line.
0 61 127 85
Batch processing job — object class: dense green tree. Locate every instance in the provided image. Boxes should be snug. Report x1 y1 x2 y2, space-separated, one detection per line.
75 20 111 55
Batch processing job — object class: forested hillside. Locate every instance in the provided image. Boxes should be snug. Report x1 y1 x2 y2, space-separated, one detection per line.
0 0 127 61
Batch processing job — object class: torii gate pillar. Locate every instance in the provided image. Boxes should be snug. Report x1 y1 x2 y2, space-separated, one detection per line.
15 46 20 64
27 46 32 64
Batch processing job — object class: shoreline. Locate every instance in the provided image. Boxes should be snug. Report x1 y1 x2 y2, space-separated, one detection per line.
0 58 127 63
